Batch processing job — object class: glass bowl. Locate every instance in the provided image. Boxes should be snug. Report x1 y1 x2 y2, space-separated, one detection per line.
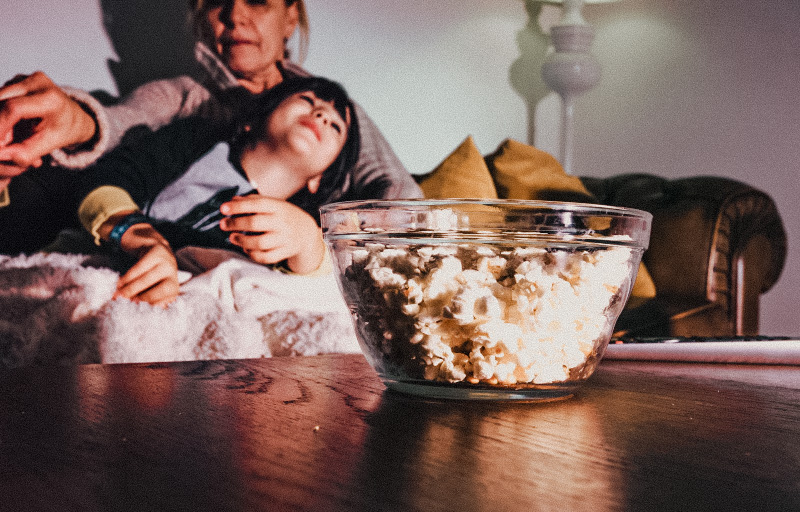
321 199 652 401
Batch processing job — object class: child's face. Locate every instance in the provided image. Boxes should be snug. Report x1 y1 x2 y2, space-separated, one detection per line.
262 90 350 183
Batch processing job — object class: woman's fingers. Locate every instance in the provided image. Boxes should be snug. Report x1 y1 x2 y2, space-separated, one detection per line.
0 71 95 166
0 72 47 101
0 73 51 146
0 162 30 180
0 126 48 168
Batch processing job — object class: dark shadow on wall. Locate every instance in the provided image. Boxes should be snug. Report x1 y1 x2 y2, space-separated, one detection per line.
99 0 203 98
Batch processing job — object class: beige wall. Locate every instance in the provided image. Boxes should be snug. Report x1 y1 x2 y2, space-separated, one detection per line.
3 0 797 334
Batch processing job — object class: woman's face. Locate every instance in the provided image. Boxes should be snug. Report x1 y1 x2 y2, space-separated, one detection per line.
204 0 299 91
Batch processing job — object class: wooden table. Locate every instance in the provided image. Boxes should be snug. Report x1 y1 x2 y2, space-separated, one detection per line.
1 354 798 512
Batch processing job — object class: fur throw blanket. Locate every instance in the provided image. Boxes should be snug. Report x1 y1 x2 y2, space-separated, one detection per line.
0 249 360 370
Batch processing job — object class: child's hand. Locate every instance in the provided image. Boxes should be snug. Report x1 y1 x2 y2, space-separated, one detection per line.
220 195 325 274
114 224 180 306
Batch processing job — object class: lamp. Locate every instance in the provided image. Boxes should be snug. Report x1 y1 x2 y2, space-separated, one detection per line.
539 0 617 174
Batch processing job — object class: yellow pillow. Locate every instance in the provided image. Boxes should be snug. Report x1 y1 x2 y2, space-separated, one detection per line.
418 137 656 304
486 138 594 202
416 136 498 199
485 139 656 302
628 262 657 307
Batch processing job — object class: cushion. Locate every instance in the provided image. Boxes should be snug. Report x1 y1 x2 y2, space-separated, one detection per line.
486 138 594 202
416 136 498 199
417 137 657 304
628 262 656 307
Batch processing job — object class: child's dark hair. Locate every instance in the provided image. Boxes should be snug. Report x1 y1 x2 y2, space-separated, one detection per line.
236 76 360 223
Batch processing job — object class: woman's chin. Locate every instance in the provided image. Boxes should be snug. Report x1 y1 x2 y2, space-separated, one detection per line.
224 55 278 87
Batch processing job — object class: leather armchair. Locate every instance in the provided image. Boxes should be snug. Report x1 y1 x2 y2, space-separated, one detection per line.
580 174 787 337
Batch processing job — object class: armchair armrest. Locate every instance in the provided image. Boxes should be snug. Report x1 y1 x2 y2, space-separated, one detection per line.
581 173 787 336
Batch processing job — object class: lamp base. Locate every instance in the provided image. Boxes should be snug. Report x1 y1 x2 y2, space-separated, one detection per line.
541 25 600 97
540 24 601 174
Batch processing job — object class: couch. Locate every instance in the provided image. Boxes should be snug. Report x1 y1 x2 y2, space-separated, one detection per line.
415 137 787 337
583 173 786 337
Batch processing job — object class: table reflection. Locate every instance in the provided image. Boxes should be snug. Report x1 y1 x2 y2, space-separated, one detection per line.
350 390 624 510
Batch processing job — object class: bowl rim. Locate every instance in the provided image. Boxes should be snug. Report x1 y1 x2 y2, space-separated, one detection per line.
320 198 652 220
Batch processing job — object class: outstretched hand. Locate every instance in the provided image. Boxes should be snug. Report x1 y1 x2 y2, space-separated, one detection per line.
0 71 97 177
220 195 326 274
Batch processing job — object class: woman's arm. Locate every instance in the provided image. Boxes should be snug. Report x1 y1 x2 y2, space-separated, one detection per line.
0 71 219 172
58 76 221 169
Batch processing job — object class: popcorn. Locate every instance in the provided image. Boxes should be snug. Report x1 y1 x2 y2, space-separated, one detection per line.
338 241 635 386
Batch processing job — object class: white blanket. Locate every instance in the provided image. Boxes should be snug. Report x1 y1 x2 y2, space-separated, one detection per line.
0 249 359 369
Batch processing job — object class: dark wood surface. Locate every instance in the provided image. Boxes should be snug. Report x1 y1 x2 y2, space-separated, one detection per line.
1 354 799 512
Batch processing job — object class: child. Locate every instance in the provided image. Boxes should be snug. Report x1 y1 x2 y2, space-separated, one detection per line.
73 76 360 306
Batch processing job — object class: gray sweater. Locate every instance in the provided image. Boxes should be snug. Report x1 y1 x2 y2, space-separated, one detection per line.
54 42 422 201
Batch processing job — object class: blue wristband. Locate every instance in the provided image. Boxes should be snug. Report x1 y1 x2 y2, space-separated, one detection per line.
108 212 150 246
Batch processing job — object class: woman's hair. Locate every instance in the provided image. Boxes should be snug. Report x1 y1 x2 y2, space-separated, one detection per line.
189 0 309 63
236 76 361 222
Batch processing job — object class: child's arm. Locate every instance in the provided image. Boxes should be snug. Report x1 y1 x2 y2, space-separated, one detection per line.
71 115 227 212
98 210 181 306
218 195 327 275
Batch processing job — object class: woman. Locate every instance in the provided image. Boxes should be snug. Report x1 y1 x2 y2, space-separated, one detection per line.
0 0 421 252
73 76 359 306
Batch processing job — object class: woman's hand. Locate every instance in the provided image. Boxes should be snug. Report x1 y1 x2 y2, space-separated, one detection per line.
0 111 24 188
0 72 98 172
220 195 325 274
107 219 180 307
